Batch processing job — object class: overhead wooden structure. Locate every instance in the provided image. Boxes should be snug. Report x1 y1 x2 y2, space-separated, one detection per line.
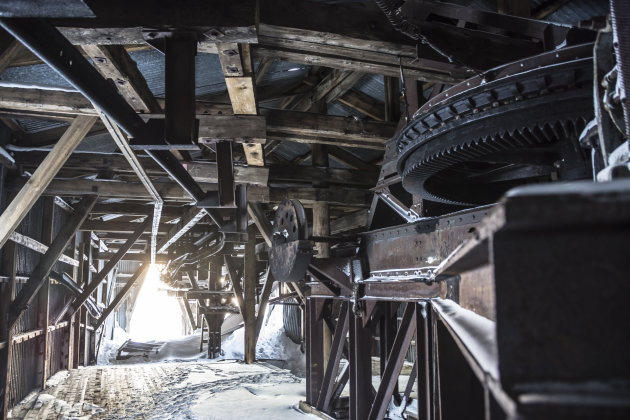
0 0 624 419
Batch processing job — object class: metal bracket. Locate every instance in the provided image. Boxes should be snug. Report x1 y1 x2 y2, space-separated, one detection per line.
375 186 421 222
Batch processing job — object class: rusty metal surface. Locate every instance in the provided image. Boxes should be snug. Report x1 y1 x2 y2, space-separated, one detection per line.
362 206 491 281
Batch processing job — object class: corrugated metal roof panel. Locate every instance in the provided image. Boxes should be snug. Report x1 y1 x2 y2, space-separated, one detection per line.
16 119 68 133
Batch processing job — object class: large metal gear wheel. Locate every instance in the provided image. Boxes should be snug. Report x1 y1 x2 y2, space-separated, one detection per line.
396 44 595 206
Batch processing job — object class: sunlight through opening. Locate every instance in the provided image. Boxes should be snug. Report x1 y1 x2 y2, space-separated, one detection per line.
129 264 184 342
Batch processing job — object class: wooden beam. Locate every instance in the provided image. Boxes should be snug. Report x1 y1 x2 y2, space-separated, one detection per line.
324 72 365 104
9 231 80 267
93 252 166 263
317 301 350 412
243 225 257 363
93 264 149 330
97 110 164 264
15 152 269 187
269 165 378 187
263 109 394 149
338 89 385 121
80 220 170 234
37 197 54 388
293 70 360 112
0 115 97 249
81 44 162 113
224 256 246 320
0 240 17 418
327 146 378 171
157 206 206 253
254 269 275 343
0 38 23 74
181 297 197 331
532 0 571 20
7 176 270 203
69 219 150 318
219 43 265 167
330 210 369 234
247 202 272 246
0 87 394 147
91 203 182 217
7 195 98 330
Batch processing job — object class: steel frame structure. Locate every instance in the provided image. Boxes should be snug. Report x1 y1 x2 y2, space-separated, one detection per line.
282 178 630 420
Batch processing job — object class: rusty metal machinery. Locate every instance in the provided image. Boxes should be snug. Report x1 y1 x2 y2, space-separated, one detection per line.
272 42 630 419
396 43 595 206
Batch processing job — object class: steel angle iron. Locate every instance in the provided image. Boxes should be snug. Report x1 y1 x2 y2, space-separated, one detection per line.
269 199 313 282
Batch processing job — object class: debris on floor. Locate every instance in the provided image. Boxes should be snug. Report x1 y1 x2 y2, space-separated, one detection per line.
9 361 317 420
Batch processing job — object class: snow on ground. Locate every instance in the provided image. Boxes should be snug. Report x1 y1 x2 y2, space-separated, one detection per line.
222 305 305 377
99 302 306 376
97 323 129 365
9 361 317 420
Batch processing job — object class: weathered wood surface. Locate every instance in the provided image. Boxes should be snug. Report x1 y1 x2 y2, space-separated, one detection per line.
0 87 394 147
0 115 97 249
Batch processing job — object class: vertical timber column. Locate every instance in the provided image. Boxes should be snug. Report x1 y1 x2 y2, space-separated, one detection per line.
66 233 81 370
207 256 223 358
243 224 257 363
81 239 92 367
349 306 372 420
312 142 332 372
36 197 54 388
0 240 17 418
305 297 325 405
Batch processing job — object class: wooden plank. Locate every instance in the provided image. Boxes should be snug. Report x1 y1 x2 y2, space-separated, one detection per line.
330 210 369 234
327 146 378 171
0 240 17 419
263 109 394 146
181 298 197 331
247 202 272 246
269 165 378 187
37 197 54 389
156 206 206 253
254 269 275 343
339 89 385 121
81 44 161 113
225 77 257 115
93 265 149 330
532 0 571 19
0 87 393 146
97 110 163 264
7 195 98 330
0 115 97 249
220 42 265 167
69 219 150 318
269 187 371 207
80 221 169 234
324 72 365 104
197 115 266 143
9 231 79 267
224 256 246 320
15 152 269 186
313 202 330 258
0 38 23 74
293 70 354 112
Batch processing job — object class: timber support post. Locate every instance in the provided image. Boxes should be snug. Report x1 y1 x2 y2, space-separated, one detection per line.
243 224 257 363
